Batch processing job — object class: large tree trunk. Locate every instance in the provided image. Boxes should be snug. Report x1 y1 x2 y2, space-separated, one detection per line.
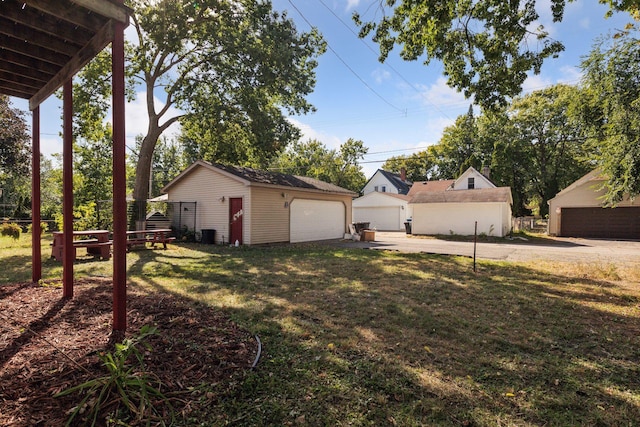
131 130 160 230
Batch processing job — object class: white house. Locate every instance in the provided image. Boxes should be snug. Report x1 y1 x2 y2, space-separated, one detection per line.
352 169 413 231
409 167 513 237
451 166 496 190
361 169 412 195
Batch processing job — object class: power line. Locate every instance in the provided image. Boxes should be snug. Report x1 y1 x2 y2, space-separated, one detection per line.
316 0 453 121
286 0 406 114
365 146 429 156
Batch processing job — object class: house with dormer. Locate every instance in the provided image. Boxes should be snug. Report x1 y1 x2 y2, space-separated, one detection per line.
361 169 413 195
352 169 413 230
409 167 513 237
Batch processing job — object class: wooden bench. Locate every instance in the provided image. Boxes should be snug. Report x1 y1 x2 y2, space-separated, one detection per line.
51 231 112 261
72 238 98 246
126 229 175 251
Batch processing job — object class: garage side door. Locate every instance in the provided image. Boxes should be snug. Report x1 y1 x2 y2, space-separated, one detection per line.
560 207 640 239
290 199 345 243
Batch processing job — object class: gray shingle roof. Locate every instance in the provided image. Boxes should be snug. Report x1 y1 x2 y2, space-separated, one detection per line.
377 169 413 194
410 187 512 204
213 163 357 195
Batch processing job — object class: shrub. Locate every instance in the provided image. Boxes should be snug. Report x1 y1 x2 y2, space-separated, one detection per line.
26 221 49 235
0 222 21 240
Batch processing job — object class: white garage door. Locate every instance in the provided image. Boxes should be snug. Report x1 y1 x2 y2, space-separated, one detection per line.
290 199 345 243
353 206 402 231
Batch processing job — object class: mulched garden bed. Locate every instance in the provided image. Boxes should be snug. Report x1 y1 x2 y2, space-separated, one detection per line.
0 278 257 426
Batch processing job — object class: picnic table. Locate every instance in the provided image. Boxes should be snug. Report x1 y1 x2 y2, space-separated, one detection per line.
51 230 112 261
126 229 176 251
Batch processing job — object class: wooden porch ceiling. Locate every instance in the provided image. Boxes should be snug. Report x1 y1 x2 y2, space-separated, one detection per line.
0 0 130 110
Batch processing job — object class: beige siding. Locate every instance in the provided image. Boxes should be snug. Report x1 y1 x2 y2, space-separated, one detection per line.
167 167 250 245
548 179 637 235
250 187 291 244
249 189 353 244
167 163 354 245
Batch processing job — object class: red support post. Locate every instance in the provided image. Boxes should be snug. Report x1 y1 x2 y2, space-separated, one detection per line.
31 106 42 282
63 81 74 297
112 15 127 332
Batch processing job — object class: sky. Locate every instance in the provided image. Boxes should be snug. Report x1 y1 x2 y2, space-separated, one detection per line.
9 0 636 179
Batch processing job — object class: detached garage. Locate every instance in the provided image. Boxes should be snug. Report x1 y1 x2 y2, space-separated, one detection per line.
548 170 640 239
352 192 411 231
410 187 513 237
162 161 356 245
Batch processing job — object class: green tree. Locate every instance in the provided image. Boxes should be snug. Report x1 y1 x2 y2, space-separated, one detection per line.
74 126 115 229
507 85 591 215
271 138 368 192
0 96 31 219
149 136 185 198
0 96 30 176
72 0 325 223
431 105 492 178
475 109 532 217
354 1 639 109
39 156 62 221
580 32 640 204
382 149 436 182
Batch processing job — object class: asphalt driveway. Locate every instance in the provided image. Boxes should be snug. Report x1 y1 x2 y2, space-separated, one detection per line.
334 231 640 265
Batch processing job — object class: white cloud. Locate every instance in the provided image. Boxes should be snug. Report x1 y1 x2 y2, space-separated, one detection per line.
416 77 468 109
345 0 360 11
556 65 582 85
372 68 391 84
522 65 582 95
122 91 183 142
412 77 470 124
424 116 455 141
522 73 554 94
41 137 63 160
287 117 342 149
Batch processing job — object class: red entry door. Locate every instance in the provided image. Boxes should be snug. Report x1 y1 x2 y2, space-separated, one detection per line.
229 198 243 245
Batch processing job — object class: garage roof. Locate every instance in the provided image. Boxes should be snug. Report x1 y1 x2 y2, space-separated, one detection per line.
410 187 513 204
164 160 358 196
0 0 130 109
547 169 604 203
407 179 455 196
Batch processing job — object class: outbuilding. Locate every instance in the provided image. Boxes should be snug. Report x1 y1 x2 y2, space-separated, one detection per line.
352 192 411 231
410 187 513 237
548 169 639 239
162 161 356 245
408 167 513 237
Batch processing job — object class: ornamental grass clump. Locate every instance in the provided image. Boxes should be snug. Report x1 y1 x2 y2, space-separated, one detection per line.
55 325 173 426
0 222 21 239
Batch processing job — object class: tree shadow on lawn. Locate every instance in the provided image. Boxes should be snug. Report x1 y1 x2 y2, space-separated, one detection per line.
128 244 640 426
0 254 36 284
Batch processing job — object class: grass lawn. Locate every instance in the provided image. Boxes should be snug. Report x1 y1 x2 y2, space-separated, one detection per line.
2 234 640 425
